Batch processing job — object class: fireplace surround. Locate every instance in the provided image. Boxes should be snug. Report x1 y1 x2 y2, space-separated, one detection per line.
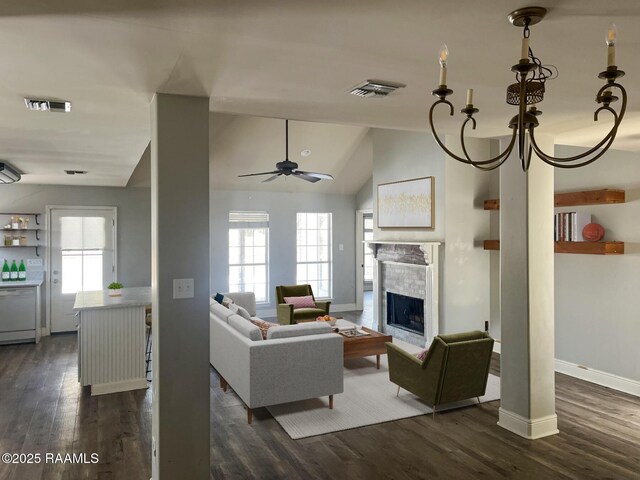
365 241 441 347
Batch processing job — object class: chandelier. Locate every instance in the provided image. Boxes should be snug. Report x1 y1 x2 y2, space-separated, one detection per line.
428 7 627 171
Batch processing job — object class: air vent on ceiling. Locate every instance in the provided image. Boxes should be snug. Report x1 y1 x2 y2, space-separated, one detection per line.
348 80 406 98
24 98 72 113
65 170 87 175
0 162 21 184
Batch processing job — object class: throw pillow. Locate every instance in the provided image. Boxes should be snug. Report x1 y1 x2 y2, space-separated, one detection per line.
214 293 224 304
283 295 317 309
235 305 252 321
415 348 429 362
221 296 234 308
250 318 276 340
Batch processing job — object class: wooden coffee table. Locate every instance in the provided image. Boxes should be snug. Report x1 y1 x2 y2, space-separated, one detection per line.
340 326 393 369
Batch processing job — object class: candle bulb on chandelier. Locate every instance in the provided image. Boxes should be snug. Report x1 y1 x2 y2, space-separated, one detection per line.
606 23 617 67
466 89 474 105
439 44 449 86
521 36 530 61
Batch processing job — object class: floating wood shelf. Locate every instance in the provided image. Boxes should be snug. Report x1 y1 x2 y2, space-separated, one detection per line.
484 189 625 210
483 240 624 255
483 240 500 251
554 189 625 207
554 241 624 255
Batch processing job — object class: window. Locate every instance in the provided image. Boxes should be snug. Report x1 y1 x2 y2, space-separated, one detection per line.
363 214 374 282
296 212 332 298
60 217 106 294
228 211 269 303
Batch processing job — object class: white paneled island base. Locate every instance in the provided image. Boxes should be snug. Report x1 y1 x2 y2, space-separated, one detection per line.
74 287 150 396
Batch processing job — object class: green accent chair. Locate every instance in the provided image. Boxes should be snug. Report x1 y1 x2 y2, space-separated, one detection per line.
275 284 331 325
386 330 494 416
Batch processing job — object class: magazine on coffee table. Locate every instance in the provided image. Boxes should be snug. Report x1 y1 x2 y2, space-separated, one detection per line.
339 329 371 338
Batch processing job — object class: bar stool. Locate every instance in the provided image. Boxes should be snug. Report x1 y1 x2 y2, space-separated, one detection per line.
145 306 152 380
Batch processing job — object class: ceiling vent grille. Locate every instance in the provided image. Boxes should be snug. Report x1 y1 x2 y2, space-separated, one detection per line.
24 98 72 113
348 80 406 98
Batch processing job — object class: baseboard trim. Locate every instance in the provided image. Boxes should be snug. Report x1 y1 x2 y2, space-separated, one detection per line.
91 378 148 396
256 303 358 319
555 358 640 397
498 408 559 440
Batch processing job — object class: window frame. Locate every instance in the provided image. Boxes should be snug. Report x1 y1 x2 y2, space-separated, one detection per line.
228 212 270 304
295 212 333 299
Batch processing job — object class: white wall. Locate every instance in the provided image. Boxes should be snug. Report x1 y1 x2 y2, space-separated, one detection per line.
0 184 151 327
372 128 445 242
210 189 356 311
356 176 373 210
370 128 492 334
443 136 492 333
554 145 640 382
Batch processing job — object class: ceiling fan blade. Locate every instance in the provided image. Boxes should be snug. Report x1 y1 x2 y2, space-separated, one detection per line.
295 170 334 180
262 173 282 183
292 173 321 183
238 170 280 178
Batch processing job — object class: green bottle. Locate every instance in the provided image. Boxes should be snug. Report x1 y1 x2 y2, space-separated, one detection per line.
18 260 26 281
9 260 18 281
1 260 9 282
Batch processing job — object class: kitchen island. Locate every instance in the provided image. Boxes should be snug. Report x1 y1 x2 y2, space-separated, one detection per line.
73 287 150 395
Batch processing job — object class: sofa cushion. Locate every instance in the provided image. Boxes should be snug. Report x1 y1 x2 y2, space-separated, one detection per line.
267 322 333 340
250 318 276 340
284 295 316 309
224 292 257 317
228 302 251 321
210 302 236 323
228 315 262 341
293 307 327 317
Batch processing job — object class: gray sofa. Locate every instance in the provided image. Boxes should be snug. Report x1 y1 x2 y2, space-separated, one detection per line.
209 292 344 423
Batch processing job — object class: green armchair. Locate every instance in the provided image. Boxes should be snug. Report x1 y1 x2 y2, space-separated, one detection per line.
386 330 494 415
275 284 331 325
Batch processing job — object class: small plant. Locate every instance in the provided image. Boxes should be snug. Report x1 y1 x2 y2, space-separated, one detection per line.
108 282 124 290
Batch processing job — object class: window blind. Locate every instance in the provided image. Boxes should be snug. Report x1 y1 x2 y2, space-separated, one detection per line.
229 211 269 229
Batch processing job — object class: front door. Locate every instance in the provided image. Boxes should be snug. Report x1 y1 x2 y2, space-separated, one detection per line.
49 207 116 333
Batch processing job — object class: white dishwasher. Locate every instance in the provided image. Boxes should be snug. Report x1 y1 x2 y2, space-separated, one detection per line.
0 287 38 344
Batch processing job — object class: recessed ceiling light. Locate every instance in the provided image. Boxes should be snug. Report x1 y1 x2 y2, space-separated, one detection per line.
65 170 87 175
24 98 72 113
301 149 311 157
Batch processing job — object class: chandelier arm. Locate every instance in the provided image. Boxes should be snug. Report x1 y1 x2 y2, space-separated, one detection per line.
429 100 477 164
459 119 518 166
532 130 617 169
528 107 619 164
469 154 511 171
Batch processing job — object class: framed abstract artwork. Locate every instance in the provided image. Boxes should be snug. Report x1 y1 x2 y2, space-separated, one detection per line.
377 176 434 228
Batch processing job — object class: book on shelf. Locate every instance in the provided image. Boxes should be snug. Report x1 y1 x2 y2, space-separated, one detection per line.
554 212 592 242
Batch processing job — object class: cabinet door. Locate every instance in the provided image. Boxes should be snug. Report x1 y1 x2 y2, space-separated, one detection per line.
0 289 36 331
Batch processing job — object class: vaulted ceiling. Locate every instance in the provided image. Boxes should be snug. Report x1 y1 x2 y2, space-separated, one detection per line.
1 0 639 187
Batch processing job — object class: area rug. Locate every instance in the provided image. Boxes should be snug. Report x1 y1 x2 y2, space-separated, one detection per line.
267 340 500 440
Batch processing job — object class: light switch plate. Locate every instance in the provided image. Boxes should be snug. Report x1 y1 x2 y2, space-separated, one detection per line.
173 278 194 299
339 243 344 251
27 258 43 267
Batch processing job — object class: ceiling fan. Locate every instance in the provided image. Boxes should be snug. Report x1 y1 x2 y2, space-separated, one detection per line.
238 119 334 183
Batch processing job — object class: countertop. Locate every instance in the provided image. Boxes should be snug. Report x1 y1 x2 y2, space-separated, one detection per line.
0 279 43 288
74 287 151 311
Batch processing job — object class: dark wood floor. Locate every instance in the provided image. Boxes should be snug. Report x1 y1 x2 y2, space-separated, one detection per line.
1 304 639 479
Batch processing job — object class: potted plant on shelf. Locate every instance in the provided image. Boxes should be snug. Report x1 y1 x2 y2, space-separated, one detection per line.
108 282 124 297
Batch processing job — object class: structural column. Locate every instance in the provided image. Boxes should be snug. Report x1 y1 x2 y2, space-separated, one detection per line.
498 134 559 439
151 94 210 478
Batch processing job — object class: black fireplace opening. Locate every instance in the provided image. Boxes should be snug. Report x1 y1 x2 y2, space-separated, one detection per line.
386 292 424 335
